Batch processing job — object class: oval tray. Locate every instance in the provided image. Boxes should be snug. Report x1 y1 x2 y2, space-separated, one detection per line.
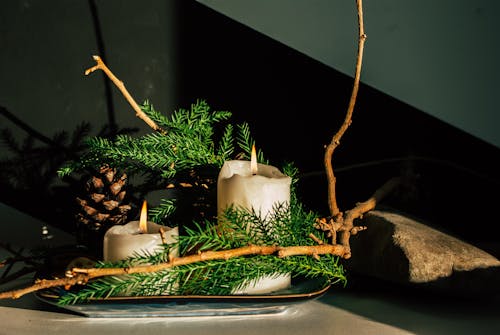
35 276 331 318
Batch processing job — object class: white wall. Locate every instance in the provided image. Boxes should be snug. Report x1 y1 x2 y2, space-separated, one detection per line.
197 0 500 148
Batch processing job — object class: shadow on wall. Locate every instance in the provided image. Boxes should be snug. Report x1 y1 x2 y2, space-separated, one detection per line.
174 1 500 246
1 0 499 249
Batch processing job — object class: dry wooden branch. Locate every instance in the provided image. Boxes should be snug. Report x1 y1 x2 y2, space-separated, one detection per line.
338 177 400 258
317 0 399 258
325 0 367 218
85 55 166 134
0 243 350 300
0 276 90 300
315 177 400 258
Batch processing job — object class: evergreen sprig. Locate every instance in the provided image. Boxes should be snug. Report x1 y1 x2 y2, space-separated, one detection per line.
56 195 346 305
148 199 176 223
57 100 254 179
236 123 266 163
57 100 259 224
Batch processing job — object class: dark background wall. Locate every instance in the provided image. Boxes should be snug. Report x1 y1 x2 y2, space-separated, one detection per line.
199 0 500 150
1 0 499 253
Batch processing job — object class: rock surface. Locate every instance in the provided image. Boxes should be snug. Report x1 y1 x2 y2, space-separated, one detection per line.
345 209 500 294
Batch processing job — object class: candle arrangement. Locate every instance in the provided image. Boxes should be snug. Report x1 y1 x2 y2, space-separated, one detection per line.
0 51 365 303
0 2 376 305
46 94 347 305
100 145 293 295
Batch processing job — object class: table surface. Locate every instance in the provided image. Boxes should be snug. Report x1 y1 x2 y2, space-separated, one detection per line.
1 202 500 335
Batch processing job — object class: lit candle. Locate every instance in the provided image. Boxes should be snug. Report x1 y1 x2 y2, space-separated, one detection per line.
217 145 292 294
218 145 291 221
103 200 178 262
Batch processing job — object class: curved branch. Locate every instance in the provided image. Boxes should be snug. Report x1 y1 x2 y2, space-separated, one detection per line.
85 55 166 134
339 177 401 258
325 0 366 217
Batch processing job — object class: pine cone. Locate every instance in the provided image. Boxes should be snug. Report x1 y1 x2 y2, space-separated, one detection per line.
75 165 133 232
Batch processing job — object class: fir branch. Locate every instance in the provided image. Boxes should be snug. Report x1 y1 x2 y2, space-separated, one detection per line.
236 122 252 157
57 269 179 304
141 99 231 141
281 255 346 285
235 123 267 163
57 100 241 179
178 221 238 255
216 124 235 161
148 199 177 223
175 256 292 295
140 100 171 130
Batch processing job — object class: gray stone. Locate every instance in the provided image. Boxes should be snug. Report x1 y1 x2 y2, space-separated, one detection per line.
345 209 500 294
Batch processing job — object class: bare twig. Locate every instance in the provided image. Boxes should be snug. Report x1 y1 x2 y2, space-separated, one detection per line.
0 275 90 300
325 0 366 217
0 243 350 300
338 177 401 258
85 55 166 134
318 0 399 259
309 233 324 245
314 177 400 258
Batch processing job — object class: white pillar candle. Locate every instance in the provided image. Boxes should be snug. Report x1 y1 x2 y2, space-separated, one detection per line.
217 150 292 294
217 160 291 221
103 220 178 262
102 202 178 296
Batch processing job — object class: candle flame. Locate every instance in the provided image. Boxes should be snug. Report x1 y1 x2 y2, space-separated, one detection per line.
250 144 258 175
139 200 148 233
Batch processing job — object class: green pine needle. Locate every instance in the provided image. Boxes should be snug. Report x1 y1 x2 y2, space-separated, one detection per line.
56 196 346 305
